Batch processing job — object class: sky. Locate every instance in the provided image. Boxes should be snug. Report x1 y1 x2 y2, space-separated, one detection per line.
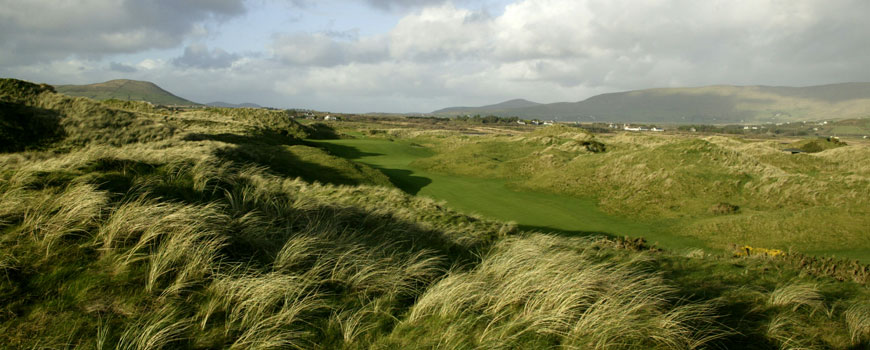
2 0 870 113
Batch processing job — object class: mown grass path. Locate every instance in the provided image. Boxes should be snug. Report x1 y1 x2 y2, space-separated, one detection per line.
313 138 707 251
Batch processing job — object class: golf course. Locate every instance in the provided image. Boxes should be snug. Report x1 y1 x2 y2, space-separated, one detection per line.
3 79 870 348
312 137 706 252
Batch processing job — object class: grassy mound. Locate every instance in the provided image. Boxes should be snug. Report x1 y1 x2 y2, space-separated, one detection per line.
2 78 177 147
408 130 870 255
55 79 197 106
1 78 869 349
791 137 848 153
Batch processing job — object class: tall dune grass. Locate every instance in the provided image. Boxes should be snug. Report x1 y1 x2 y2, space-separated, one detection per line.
18 183 106 256
1 79 869 349
846 302 870 345
392 235 726 349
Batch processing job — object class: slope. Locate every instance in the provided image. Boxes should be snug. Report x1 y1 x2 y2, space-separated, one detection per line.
55 79 198 106
435 83 870 123
206 101 263 108
407 125 870 261
433 98 541 115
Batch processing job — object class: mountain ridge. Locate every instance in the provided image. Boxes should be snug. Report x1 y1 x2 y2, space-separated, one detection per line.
433 83 870 123
206 101 263 108
55 79 199 106
433 98 541 114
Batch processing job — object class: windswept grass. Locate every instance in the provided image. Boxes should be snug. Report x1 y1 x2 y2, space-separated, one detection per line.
768 283 824 313
1 78 869 349
385 235 727 349
846 302 870 345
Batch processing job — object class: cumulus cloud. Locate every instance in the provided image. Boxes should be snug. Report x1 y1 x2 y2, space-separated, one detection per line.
4 0 870 113
173 44 240 69
0 0 246 63
271 32 389 67
386 1 870 91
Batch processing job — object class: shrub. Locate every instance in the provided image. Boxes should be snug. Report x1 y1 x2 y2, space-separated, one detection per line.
582 140 607 153
709 202 739 215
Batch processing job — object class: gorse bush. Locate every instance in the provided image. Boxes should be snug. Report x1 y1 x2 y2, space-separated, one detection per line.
709 202 740 215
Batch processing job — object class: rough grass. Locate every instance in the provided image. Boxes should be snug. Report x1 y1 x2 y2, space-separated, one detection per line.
386 235 726 349
0 151 507 349
404 127 870 258
1 78 869 349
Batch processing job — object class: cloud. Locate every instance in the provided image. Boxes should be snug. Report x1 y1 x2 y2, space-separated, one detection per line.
173 44 240 69
388 4 494 60
263 0 870 110
384 1 870 89
109 62 137 73
0 0 246 63
5 0 870 113
271 32 389 67
363 0 451 11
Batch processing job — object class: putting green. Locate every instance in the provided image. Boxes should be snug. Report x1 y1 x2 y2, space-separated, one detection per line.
313 138 706 251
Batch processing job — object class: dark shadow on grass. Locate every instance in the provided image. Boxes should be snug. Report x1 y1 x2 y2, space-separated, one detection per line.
185 131 380 186
184 128 302 146
305 123 341 140
308 141 435 195
78 158 159 197
0 101 65 152
516 224 615 239
378 168 431 195
215 143 375 186
308 140 381 159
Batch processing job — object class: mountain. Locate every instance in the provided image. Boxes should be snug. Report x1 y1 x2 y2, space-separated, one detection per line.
433 98 541 115
54 79 198 106
433 83 870 123
206 101 263 108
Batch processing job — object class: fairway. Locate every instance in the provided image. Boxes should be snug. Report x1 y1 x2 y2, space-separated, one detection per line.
313 138 705 251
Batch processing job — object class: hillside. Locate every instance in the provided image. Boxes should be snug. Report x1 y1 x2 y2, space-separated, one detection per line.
433 98 541 115
2 78 870 349
55 79 198 106
206 101 263 108
405 124 870 260
434 83 870 123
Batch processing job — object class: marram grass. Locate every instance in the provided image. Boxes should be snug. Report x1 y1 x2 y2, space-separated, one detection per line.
0 78 869 349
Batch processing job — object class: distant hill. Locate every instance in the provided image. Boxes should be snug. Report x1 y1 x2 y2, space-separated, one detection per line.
55 79 198 106
206 101 263 108
433 98 541 115
433 83 870 123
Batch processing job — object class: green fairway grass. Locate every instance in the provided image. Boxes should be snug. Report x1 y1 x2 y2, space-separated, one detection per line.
312 138 708 252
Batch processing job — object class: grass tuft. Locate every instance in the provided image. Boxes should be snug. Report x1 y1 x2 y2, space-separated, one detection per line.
845 302 870 345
